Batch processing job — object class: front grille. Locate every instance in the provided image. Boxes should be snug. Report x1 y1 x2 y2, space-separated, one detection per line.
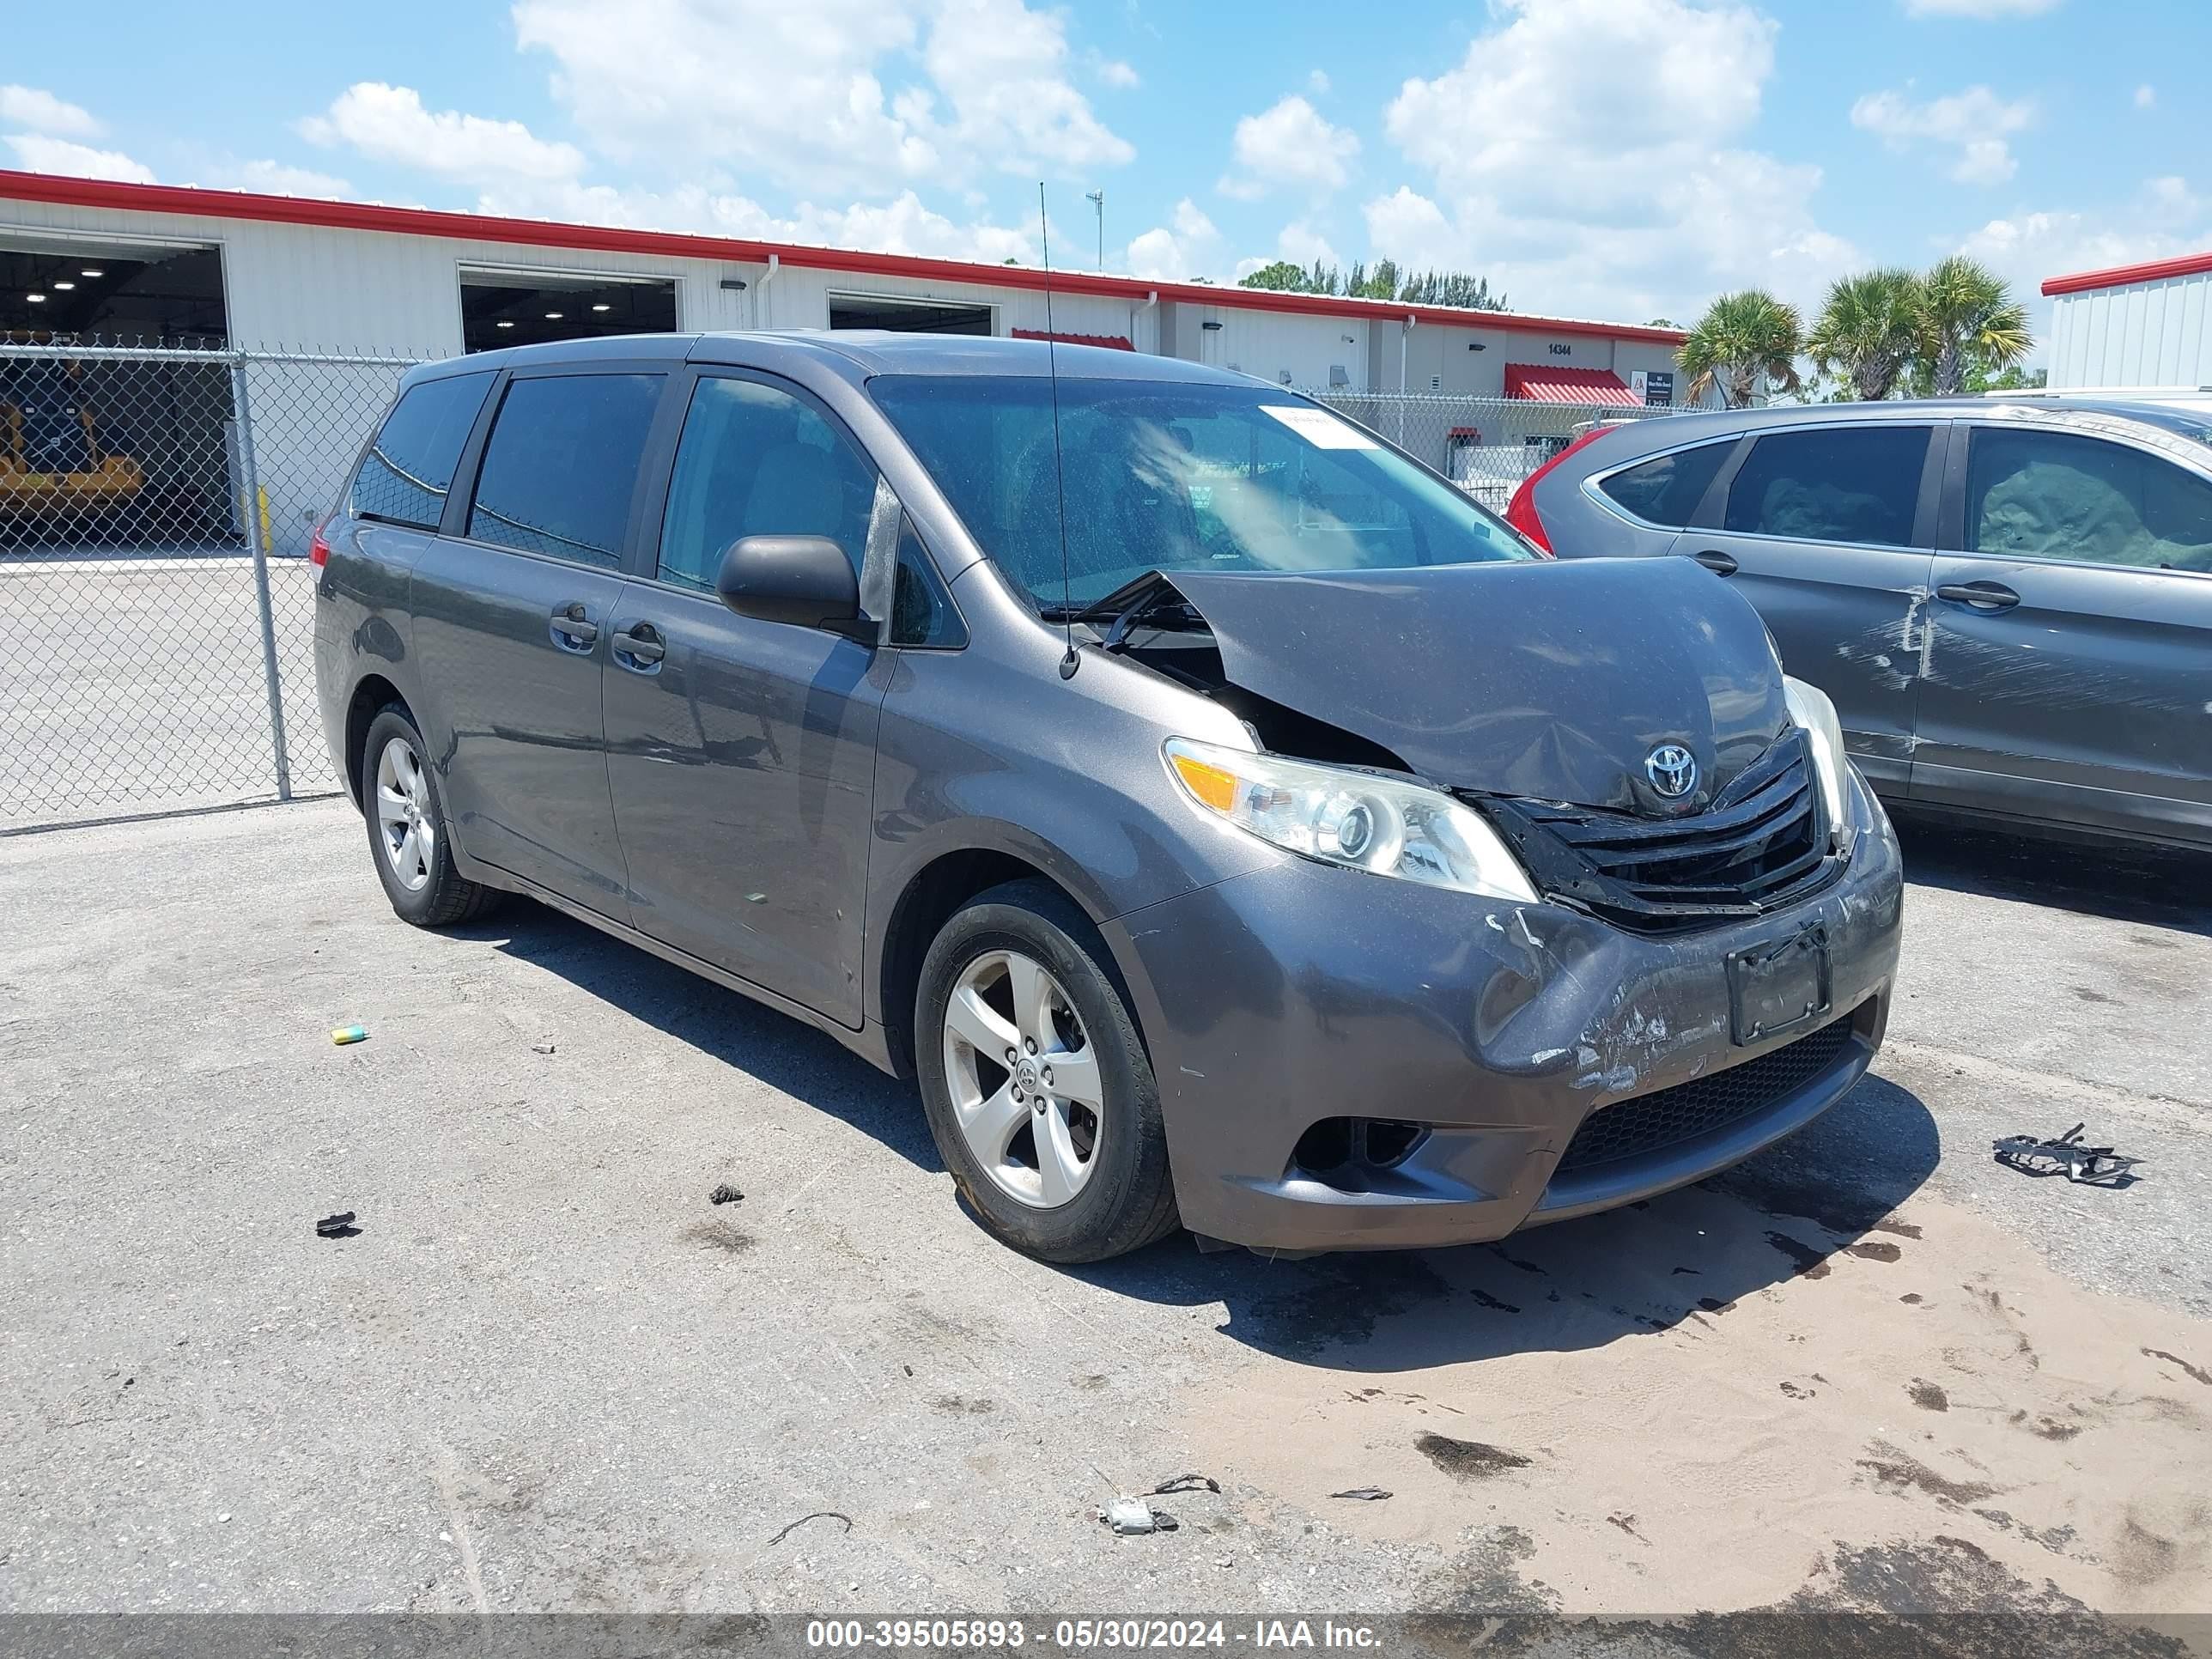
1553 1012 1857 1176
1477 729 1837 933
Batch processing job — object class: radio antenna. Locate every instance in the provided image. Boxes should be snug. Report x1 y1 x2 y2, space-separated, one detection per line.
1039 181 1079 679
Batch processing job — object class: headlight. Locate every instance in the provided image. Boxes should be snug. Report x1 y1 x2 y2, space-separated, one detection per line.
1164 738 1539 902
1784 676 1854 855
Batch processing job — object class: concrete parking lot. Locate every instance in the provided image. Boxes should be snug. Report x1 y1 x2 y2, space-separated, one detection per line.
2 799 2208 1630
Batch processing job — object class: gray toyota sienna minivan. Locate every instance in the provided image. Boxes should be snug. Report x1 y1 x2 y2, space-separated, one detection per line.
314 331 1903 1262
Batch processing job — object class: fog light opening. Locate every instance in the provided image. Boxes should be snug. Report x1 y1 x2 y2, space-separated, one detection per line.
1292 1116 1430 1187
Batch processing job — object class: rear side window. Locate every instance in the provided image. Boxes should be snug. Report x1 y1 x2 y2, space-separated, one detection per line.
1598 440 1733 526
466 374 662 568
1966 427 2212 573
657 374 878 592
350 372 493 529
1723 425 1930 548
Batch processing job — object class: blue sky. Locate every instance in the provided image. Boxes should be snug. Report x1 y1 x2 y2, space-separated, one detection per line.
4 0 2205 349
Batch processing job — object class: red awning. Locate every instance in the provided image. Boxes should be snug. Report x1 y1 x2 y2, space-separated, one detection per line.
1011 328 1134 350
1504 364 1642 406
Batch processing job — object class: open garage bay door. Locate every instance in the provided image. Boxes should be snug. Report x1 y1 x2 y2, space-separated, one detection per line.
460 267 678 352
0 230 227 345
829 293 993 335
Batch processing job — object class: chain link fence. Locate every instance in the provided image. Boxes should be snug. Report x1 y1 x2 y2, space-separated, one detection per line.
1 343 414 830
2 350 1698 832
1307 390 1696 513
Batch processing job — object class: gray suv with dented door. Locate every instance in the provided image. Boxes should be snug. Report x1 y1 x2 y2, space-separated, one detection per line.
1508 399 2212 851
314 333 1903 1261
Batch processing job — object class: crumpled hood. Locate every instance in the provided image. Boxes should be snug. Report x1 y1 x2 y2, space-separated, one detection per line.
1166 558 1789 815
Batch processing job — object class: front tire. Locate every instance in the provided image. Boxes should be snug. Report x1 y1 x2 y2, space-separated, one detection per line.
916 880 1177 1263
360 706 499 927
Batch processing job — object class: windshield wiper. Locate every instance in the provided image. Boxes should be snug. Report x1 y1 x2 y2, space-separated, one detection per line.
1036 568 1201 650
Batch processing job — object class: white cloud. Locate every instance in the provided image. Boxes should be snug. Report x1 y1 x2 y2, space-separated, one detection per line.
1218 94 1358 199
922 0 1135 173
225 159 355 198
1953 177 2212 304
1126 197 1221 281
1850 84 2035 185
1902 0 2061 15
2135 84 2156 110
0 85 101 137
1092 55 1139 89
1367 0 1855 322
477 176 1036 264
301 83 585 181
4 133 154 184
1274 221 1341 272
512 0 1127 198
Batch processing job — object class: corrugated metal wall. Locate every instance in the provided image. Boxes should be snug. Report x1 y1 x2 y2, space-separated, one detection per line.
2048 273 2212 390
2 193 1682 397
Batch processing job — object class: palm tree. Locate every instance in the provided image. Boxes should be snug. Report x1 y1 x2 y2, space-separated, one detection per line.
1916 255 2032 397
1678 290 1802 408
1808 269 1920 402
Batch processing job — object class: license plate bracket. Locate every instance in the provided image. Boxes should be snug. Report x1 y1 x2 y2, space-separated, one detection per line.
1726 925 1832 1046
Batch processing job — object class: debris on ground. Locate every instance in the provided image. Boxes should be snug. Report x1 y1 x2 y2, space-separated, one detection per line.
330 1025 368 1046
1329 1486 1393 1501
1152 1473 1220 1495
1992 1122 2143 1187
1100 1497 1179 1534
767 1510 852 1546
532 1042 556 1055
708 1184 744 1206
314 1211 360 1239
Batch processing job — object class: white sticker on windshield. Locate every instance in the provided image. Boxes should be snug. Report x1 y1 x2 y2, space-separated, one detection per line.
1259 404 1379 449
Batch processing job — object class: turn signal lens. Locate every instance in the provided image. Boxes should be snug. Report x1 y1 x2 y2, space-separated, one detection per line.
1169 750 1238 812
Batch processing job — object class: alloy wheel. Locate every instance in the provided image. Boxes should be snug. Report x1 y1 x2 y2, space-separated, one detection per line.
940 949 1103 1209
373 735 434 893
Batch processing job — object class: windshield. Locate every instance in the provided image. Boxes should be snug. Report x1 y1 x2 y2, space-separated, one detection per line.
868 374 1534 608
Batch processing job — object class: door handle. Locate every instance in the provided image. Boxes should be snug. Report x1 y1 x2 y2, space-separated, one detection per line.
549 602 599 651
1691 549 1738 576
611 622 665 672
1936 580 2021 611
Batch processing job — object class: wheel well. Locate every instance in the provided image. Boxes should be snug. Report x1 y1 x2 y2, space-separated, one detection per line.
878 849 1079 1079
343 676 409 808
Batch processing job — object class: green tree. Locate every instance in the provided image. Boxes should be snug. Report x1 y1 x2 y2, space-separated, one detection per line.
1807 268 1921 403
1915 255 2033 397
1398 269 1507 310
1238 259 1318 293
1678 289 1803 408
1351 258 1400 300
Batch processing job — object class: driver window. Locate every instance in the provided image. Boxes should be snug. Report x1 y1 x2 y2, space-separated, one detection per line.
658 375 878 592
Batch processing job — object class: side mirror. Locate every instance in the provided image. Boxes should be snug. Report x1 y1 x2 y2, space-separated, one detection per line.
714 535 869 639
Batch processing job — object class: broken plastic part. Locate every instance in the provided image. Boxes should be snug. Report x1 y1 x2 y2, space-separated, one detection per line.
1992 1122 2142 1187
1100 1497 1178 1534
1329 1487 1394 1501
314 1211 360 1239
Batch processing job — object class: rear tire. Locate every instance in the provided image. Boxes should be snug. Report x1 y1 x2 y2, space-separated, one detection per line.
361 706 500 928
916 879 1177 1262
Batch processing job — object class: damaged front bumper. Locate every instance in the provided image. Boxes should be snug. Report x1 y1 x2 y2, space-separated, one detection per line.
1102 784 1903 1254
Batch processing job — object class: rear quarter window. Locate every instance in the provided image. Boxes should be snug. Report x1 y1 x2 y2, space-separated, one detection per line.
350 372 494 530
1723 425 1930 548
1597 440 1733 526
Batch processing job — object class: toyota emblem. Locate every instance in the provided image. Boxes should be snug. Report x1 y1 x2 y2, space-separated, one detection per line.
1645 744 1698 800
